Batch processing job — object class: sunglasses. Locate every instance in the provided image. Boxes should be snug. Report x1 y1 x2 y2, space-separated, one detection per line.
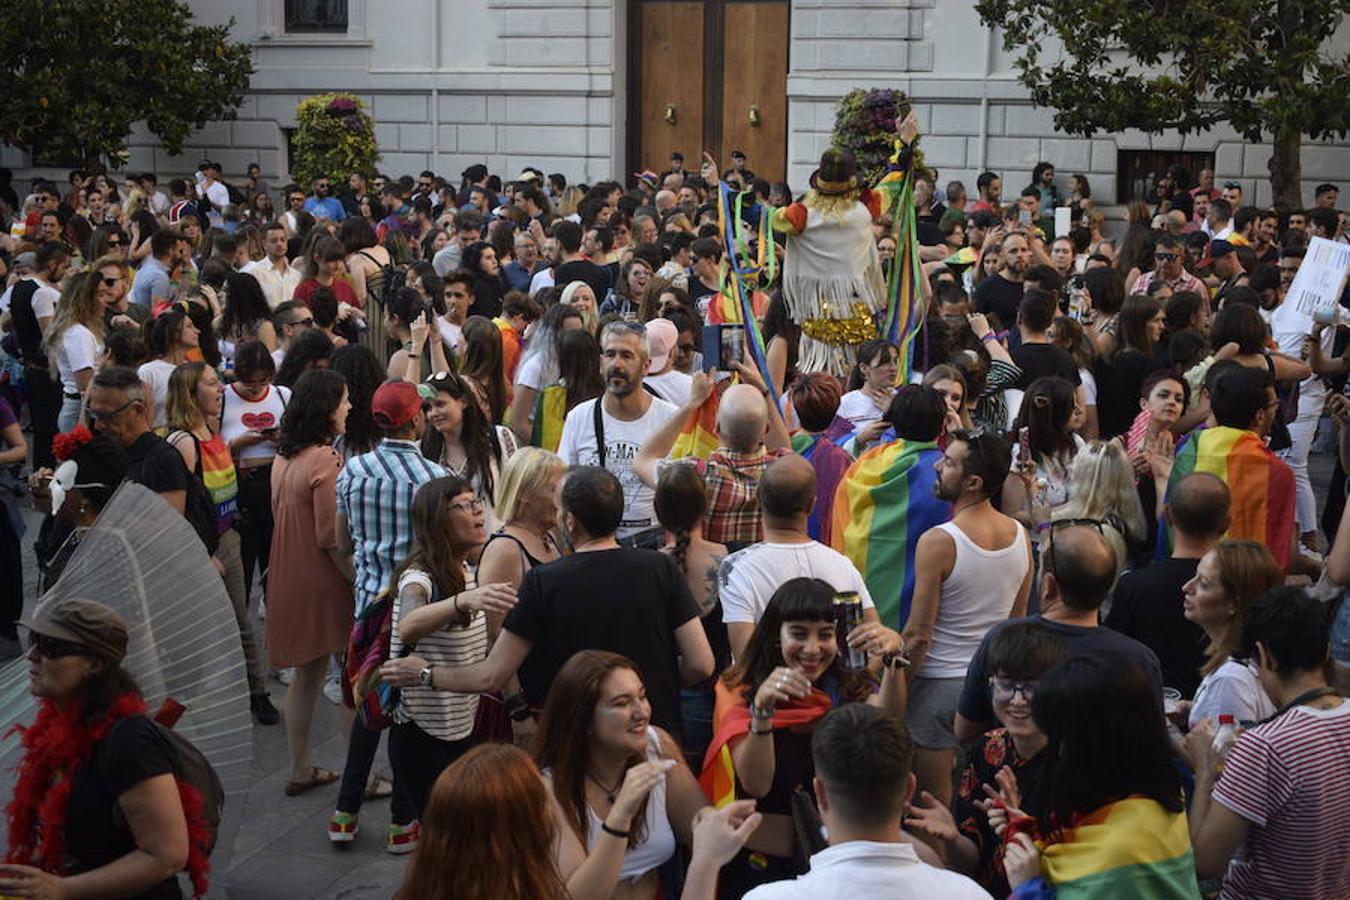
100 276 122 287
988 676 1038 703
288 317 314 328
28 632 89 659
85 397 140 424
1153 253 1179 262
105 240 124 248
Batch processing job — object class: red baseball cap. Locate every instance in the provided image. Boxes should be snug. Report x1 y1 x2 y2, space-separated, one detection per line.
371 381 422 430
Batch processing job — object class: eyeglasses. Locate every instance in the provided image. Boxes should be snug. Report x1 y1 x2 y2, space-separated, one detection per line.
988 676 1037 703
288 317 314 328
28 632 89 659
85 397 140 424
447 497 485 514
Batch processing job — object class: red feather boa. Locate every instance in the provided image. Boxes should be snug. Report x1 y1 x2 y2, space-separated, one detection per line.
5 692 213 897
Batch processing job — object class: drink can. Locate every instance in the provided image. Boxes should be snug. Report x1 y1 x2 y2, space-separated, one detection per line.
833 591 867 669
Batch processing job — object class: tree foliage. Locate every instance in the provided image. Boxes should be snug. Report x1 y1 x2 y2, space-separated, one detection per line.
291 94 381 188
975 0 1350 203
0 0 253 167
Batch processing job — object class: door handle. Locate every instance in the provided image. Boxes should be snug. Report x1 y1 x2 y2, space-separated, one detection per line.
664 104 677 125
749 105 761 127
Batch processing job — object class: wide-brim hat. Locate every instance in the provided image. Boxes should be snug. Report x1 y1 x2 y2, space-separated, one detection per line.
810 147 860 196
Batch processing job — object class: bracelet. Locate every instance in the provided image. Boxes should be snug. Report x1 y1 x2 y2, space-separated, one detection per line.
451 593 462 616
980 332 997 343
749 724 774 736
750 703 773 722
600 821 630 839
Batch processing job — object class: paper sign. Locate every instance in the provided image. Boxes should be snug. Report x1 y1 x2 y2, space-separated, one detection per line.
1054 207 1071 238
1286 237 1349 322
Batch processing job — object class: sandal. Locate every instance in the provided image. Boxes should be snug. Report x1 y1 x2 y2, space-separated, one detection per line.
362 776 394 801
285 766 340 796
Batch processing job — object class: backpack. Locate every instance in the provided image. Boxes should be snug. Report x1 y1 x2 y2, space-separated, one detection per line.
342 586 415 731
357 249 396 307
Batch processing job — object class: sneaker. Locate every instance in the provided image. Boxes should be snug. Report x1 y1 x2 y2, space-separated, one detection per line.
276 668 295 686
322 676 342 705
328 811 359 844
251 693 280 725
386 820 419 855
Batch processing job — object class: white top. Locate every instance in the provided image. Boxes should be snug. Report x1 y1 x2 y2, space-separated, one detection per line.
435 317 463 356
439 425 518 533
921 521 1029 678
15 276 59 319
645 369 693 407
719 540 875 626
514 351 546 392
745 840 992 899
1189 657 1276 729
56 324 103 394
557 395 679 537
241 258 302 310
837 389 890 427
1079 367 1098 406
391 567 486 740
220 383 290 462
136 358 178 429
528 266 556 296
582 727 676 883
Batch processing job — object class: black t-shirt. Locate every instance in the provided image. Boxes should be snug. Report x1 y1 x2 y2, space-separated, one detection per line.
1010 342 1081 390
1104 557 1208 698
957 615 1164 727
505 548 701 741
126 431 218 554
66 715 183 899
917 220 945 247
972 274 1024 335
555 259 612 305
1094 348 1155 438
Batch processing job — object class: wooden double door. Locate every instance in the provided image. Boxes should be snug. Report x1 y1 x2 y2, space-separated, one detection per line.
629 0 789 183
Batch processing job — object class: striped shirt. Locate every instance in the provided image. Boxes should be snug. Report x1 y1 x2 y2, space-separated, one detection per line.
335 439 447 614
1212 700 1350 899
391 567 485 740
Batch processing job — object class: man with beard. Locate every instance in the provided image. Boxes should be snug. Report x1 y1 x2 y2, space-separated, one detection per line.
304 174 346 222
558 320 678 547
972 230 1031 340
901 428 1032 807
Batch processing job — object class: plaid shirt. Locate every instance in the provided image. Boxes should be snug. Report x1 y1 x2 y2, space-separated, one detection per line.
336 439 448 614
701 446 791 547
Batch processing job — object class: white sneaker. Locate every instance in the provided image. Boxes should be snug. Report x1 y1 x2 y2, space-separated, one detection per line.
276 668 295 686
323 676 343 705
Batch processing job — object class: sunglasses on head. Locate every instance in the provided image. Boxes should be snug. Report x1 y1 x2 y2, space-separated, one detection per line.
28 632 89 659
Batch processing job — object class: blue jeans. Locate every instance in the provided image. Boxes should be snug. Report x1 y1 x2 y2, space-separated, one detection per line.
1331 596 1350 665
680 685 714 770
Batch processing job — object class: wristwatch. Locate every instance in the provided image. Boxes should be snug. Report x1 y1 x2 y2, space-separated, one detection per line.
418 665 435 688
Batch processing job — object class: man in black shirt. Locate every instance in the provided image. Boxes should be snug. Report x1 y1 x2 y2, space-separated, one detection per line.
1105 472 1230 697
973 231 1029 337
552 219 612 302
385 466 714 741
1010 289 1081 390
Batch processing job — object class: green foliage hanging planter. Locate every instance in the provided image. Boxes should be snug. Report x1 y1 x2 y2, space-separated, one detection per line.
291 93 380 186
830 89 925 187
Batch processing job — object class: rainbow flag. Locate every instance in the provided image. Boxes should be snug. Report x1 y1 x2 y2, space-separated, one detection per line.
699 681 832 808
792 432 854 545
528 384 567 452
830 438 949 629
716 182 777 397
1011 798 1201 899
1161 425 1295 569
874 142 927 383
672 389 720 460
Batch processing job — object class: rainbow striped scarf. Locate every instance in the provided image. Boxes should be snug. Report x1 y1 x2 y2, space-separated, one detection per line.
1161 425 1295 568
1011 798 1201 899
829 438 948 629
791 432 855 545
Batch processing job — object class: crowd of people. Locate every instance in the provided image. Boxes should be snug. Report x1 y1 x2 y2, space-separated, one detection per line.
0 145 1347 900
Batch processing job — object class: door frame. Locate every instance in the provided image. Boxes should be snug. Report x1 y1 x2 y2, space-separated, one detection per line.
625 0 790 180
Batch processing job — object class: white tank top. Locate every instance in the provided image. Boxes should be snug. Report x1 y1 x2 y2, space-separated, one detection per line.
920 520 1030 678
582 728 676 883
220 383 290 463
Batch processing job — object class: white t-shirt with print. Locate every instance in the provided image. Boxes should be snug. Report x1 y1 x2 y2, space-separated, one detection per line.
57 325 103 394
557 395 678 537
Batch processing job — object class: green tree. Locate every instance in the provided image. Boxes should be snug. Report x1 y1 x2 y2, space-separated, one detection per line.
974 0 1350 207
0 0 253 168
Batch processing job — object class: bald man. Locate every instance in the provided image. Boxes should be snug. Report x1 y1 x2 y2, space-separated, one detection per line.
955 524 1165 743
716 454 883 660
635 363 790 549
654 189 678 214
1106 473 1230 697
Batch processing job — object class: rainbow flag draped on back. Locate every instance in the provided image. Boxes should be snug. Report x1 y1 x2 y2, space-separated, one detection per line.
699 681 832 808
791 432 854 545
1160 425 1295 569
829 438 948 629
528 384 567 452
874 143 927 383
1009 798 1201 899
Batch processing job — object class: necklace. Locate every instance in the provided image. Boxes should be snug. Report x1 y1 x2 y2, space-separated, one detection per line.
587 771 623 805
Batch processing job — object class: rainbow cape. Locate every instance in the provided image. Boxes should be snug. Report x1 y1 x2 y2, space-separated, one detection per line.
671 387 720 460
529 384 567 452
1010 798 1201 899
791 432 855 545
1160 425 1295 569
829 438 948 629
699 681 832 808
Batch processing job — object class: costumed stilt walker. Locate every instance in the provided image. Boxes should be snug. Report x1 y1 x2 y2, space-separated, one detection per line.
0 482 253 895
770 111 926 378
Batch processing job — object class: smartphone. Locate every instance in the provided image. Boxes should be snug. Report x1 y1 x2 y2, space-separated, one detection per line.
701 324 745 370
1018 209 1032 227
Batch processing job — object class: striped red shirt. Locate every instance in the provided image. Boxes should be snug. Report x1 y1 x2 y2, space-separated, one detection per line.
1211 700 1350 899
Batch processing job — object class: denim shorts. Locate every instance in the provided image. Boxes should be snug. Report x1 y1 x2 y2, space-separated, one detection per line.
1331 596 1350 664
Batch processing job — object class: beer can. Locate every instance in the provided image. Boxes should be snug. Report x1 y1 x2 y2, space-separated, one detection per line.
833 591 867 669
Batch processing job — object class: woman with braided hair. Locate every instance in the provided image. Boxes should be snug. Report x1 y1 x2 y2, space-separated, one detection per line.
654 462 728 767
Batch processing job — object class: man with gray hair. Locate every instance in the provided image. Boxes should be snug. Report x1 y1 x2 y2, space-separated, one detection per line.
558 320 678 546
